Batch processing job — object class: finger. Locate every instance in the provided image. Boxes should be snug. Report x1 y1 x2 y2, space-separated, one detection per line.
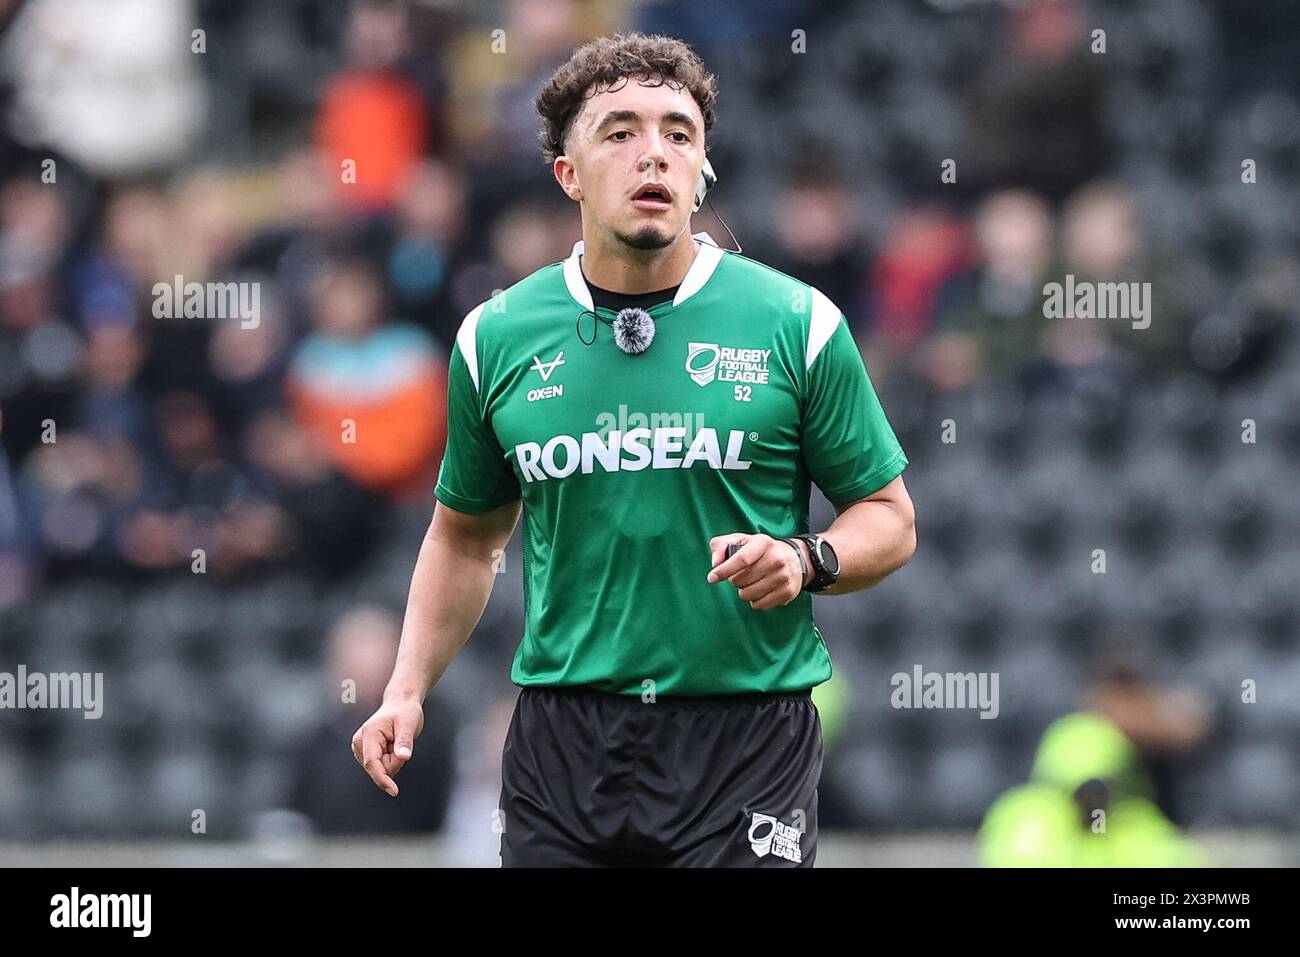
391 713 419 767
382 751 406 778
729 548 786 589
360 724 398 796
737 570 786 605
707 535 761 583
365 754 400 797
707 533 747 572
739 557 801 605
750 577 799 610
747 572 799 610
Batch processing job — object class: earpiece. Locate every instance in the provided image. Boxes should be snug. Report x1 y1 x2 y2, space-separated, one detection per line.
693 157 717 212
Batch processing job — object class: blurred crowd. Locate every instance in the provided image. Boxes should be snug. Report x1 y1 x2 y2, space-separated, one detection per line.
0 0 1298 853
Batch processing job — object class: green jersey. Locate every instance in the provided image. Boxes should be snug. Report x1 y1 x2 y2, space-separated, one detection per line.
434 232 908 696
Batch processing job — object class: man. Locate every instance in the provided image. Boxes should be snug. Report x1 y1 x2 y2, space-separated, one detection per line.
352 32 916 867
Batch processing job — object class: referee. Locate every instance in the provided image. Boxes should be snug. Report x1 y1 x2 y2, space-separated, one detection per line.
353 32 917 867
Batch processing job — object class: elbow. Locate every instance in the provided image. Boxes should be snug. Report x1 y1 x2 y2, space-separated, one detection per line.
895 500 917 570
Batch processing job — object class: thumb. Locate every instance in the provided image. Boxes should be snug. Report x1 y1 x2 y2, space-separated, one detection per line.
393 715 417 760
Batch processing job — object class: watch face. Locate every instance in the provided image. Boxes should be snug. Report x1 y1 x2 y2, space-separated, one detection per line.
816 538 840 576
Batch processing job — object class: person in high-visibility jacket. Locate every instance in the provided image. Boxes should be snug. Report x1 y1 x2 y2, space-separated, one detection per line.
978 712 1205 867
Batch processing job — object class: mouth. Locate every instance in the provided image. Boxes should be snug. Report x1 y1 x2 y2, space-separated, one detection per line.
631 183 673 211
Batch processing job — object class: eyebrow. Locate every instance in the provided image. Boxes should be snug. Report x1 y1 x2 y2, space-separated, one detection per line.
589 109 699 138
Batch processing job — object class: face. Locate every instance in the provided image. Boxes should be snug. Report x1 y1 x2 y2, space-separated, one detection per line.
313 262 383 339
556 77 705 251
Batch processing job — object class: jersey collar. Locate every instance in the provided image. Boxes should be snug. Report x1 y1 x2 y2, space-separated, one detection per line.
563 231 725 313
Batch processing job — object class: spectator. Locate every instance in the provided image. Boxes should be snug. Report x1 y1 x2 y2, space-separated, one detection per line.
286 256 447 502
288 605 457 836
384 158 471 352
315 0 427 213
747 161 870 334
963 0 1112 204
979 711 1206 867
863 204 973 361
924 190 1054 391
1060 180 1193 372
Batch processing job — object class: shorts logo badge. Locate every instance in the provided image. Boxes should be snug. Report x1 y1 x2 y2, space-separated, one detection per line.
748 811 803 862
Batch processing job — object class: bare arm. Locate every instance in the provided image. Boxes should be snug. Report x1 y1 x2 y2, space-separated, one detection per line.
385 499 521 701
352 497 521 795
708 474 916 608
803 474 916 595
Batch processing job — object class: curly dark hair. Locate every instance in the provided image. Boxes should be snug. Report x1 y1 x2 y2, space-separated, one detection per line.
535 32 718 166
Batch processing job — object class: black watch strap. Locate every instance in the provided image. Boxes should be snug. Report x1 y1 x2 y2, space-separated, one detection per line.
793 533 837 592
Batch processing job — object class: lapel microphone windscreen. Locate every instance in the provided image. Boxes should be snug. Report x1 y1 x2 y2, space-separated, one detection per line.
611 307 656 355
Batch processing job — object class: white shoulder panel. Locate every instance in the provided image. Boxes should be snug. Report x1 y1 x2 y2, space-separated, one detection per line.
455 301 488 391
806 286 842 371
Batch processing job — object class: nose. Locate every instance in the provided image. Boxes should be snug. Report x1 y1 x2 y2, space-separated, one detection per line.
639 151 667 174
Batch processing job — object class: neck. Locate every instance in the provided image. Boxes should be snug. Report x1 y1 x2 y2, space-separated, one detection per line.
579 221 699 293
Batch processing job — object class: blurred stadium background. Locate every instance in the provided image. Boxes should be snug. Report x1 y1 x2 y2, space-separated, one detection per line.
0 0 1298 866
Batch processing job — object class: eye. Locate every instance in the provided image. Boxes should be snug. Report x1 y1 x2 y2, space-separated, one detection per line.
610 130 632 141
669 131 690 144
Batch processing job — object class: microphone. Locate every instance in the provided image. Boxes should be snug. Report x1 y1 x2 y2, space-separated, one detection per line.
576 306 656 355
612 307 655 354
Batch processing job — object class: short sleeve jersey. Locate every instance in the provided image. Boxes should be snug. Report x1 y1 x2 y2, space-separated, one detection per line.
435 232 908 695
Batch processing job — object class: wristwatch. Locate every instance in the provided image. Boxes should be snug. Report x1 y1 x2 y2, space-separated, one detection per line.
789 534 840 592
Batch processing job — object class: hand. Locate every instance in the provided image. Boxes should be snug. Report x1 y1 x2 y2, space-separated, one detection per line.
351 696 425 797
707 532 809 610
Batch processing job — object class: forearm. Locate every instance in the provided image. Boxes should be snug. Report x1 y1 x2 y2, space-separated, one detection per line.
812 498 916 595
383 524 500 703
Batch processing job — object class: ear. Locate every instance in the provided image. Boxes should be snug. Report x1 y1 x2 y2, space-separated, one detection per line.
554 156 583 203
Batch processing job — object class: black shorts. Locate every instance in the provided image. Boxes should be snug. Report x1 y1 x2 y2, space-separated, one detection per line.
498 684 822 867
